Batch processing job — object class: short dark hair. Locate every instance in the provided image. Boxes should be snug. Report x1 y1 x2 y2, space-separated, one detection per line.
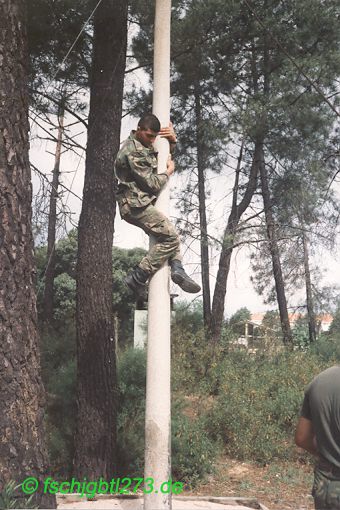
138 113 161 132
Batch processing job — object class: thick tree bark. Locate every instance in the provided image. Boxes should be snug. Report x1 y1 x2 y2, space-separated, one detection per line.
43 104 64 324
302 230 316 343
74 0 128 479
194 83 211 327
259 147 293 346
210 141 259 341
0 1 55 507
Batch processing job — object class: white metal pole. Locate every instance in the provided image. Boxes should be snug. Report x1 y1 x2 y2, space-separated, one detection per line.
144 1 172 510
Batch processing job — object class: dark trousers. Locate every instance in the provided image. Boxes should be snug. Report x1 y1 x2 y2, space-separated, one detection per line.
313 461 340 509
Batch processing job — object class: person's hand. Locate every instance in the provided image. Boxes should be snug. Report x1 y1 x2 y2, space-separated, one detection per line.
160 122 177 144
166 156 175 176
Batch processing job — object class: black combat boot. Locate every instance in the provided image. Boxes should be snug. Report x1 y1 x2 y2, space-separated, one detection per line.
125 266 149 299
170 260 201 294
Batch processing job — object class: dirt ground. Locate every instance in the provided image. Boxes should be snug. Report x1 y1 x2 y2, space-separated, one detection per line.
187 457 314 510
57 456 314 510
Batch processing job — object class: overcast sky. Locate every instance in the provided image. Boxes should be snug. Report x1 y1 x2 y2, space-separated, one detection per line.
29 42 340 319
30 107 340 319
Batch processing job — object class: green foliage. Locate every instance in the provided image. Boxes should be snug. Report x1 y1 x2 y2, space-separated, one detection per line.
172 414 216 487
173 300 204 334
117 348 147 475
35 230 150 476
116 348 217 485
310 333 340 362
228 307 251 336
228 307 251 325
28 0 91 100
53 273 76 322
35 230 78 325
0 481 36 509
262 311 283 343
54 229 78 278
172 317 332 465
112 247 147 346
171 325 216 393
204 350 328 464
292 316 310 351
40 325 76 477
328 305 340 335
35 230 146 345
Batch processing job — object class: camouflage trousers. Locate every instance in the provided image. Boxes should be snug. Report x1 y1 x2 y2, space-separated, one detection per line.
119 202 181 275
313 461 340 509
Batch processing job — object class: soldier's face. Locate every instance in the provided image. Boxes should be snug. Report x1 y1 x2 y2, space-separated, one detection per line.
136 127 159 148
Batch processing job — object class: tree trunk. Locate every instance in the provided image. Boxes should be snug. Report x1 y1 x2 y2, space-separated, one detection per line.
210 141 259 340
259 147 293 346
43 104 64 324
74 0 128 479
302 230 317 342
0 1 55 507
194 83 211 327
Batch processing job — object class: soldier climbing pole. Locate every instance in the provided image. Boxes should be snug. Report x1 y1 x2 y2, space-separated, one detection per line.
144 1 172 510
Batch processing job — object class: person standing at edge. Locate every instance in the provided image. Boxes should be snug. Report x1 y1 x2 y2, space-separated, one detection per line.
114 113 201 297
295 365 340 509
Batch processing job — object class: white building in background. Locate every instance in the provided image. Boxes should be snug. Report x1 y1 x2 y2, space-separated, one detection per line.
250 312 333 333
134 309 148 349
133 294 178 349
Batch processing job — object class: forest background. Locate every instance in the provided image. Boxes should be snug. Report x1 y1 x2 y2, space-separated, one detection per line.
1 0 340 509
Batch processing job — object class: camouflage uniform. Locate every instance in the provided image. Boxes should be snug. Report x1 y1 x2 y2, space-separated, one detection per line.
312 460 340 509
114 131 181 275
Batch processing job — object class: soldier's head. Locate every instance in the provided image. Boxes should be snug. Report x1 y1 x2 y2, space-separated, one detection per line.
136 113 161 148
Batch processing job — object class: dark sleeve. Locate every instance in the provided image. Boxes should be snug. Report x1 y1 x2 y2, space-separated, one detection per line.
127 150 168 194
301 386 312 420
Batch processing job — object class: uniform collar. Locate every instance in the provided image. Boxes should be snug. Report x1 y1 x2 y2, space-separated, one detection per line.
129 130 157 154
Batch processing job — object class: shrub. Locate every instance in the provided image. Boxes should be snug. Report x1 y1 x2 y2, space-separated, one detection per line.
40 324 76 478
117 348 217 484
171 326 216 393
172 413 216 487
206 350 329 464
117 348 147 475
310 333 340 362
171 320 332 464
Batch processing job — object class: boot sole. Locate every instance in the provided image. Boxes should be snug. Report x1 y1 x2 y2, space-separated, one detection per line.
171 273 201 293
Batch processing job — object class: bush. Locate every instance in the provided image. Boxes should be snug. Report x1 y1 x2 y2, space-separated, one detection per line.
117 348 147 475
171 326 216 393
172 413 216 487
310 333 340 362
173 301 204 334
117 348 217 484
205 350 329 464
40 324 76 478
171 320 332 464
45 359 76 476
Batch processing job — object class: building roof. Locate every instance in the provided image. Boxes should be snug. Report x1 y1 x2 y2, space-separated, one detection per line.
250 312 333 324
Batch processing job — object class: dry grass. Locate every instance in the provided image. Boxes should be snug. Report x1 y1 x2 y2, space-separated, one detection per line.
187 456 315 510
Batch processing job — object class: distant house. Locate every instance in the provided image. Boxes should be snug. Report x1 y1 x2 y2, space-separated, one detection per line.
232 312 334 353
232 320 266 352
250 312 333 333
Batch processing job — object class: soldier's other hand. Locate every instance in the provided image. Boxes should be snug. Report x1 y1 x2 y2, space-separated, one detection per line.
166 156 175 176
160 122 177 144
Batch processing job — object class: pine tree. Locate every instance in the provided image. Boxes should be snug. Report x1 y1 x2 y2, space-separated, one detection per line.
0 0 55 506
74 0 128 479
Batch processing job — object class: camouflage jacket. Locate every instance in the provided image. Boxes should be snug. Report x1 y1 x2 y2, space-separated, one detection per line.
114 131 168 208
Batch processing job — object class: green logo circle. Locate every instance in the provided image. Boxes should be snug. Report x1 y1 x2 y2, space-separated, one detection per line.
22 477 39 495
